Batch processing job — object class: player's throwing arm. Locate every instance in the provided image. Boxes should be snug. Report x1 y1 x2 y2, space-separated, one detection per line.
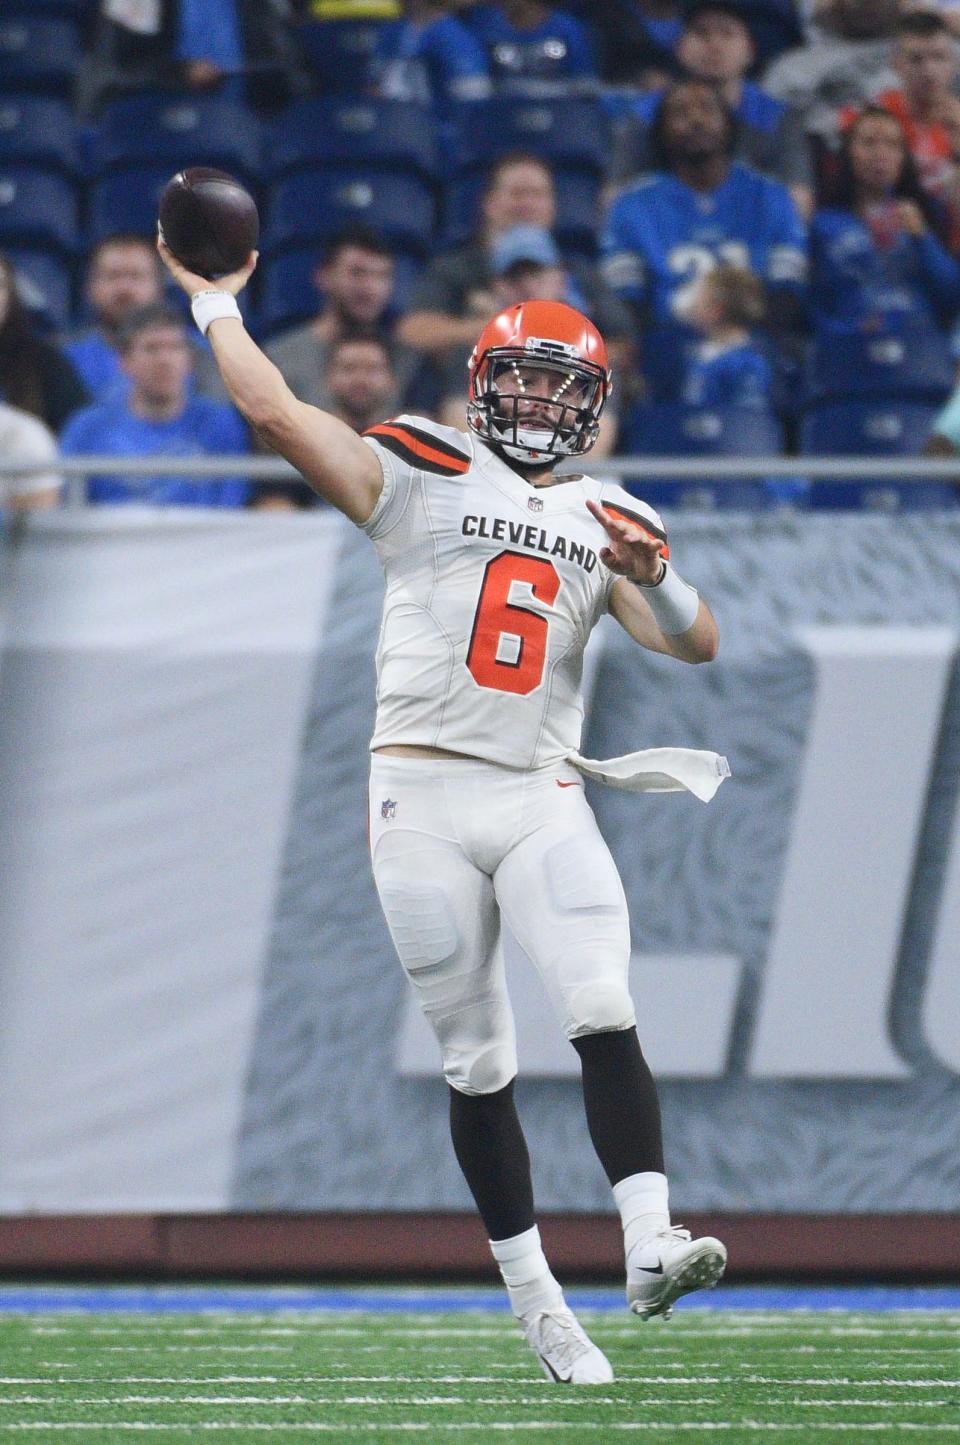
157 239 383 524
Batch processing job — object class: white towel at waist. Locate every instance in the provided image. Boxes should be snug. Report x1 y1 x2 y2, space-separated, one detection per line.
566 747 730 803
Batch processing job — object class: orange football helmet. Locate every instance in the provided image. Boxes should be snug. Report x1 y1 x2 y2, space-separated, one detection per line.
467 300 612 466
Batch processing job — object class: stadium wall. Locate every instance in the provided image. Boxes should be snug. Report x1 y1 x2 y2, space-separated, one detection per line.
0 510 958 1271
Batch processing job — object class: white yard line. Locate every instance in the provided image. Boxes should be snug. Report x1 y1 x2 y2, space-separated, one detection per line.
2 1421 960 1433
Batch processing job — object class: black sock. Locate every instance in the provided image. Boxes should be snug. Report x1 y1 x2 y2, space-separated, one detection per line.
572 1027 665 1185
448 1079 535 1240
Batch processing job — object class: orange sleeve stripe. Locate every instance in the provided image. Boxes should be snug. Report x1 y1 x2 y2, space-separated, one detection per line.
367 424 471 473
602 506 670 560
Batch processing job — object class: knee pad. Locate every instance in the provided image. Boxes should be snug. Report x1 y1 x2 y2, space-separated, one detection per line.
565 979 636 1038
437 1003 518 1095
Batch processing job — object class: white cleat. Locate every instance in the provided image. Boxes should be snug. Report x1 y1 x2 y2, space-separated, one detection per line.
626 1225 727 1321
522 1304 614 1384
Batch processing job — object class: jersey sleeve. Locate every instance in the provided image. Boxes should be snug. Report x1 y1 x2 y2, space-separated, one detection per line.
597 484 669 611
360 414 473 541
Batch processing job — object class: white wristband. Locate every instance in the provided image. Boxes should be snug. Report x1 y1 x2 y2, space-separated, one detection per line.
191 290 242 336
634 560 700 635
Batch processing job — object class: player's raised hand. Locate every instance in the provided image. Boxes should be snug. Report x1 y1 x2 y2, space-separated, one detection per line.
156 235 258 299
586 498 665 583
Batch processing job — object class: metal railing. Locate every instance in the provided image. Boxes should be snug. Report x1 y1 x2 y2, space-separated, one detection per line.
2 454 959 507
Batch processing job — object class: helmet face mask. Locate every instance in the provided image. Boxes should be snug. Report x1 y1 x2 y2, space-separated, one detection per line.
467 302 612 468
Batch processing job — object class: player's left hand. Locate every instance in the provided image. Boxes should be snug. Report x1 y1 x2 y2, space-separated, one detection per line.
586 498 664 583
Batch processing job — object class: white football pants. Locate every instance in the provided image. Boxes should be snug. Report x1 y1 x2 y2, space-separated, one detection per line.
369 754 635 1096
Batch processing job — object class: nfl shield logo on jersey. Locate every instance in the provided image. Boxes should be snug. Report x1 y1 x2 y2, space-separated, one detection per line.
527 495 544 512
381 798 397 820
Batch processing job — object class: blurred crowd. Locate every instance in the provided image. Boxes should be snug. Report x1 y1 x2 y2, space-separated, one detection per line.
4 0 960 511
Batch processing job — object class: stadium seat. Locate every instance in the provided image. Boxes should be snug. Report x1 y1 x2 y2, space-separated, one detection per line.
7 249 72 331
87 165 175 245
0 97 79 178
619 403 790 510
268 98 437 184
296 18 402 92
804 327 955 407
258 245 421 339
450 97 610 178
264 172 435 259
0 168 78 255
1 0 92 17
799 401 953 509
92 94 262 186
0 17 80 95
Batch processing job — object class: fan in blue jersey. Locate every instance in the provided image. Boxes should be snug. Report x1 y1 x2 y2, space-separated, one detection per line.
602 78 808 329
465 2 598 85
602 77 806 400
60 304 250 507
607 1 812 212
679 263 774 410
375 0 492 107
810 105 960 337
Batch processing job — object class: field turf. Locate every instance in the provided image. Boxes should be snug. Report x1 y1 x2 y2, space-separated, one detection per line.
0 1287 957 1441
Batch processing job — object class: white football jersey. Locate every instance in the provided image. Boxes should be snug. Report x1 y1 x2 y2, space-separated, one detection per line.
361 415 668 770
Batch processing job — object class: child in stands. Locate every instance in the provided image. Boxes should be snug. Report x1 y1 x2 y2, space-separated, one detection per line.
680 264 774 410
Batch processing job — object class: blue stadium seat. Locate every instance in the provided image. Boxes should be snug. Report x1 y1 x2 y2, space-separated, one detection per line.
805 327 955 406
0 96 79 177
7 249 72 331
0 168 78 255
258 245 421 339
264 172 435 259
619 403 789 509
296 18 402 92
92 94 262 186
87 165 174 245
799 401 953 510
268 98 437 184
451 97 610 177
2 0 92 18
0 18 80 94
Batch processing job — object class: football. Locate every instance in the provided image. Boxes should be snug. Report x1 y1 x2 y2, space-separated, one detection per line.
158 167 259 279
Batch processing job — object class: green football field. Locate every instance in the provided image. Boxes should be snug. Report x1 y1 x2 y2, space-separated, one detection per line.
0 1288 958 1442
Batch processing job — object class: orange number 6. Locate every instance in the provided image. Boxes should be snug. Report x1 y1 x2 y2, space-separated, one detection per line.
466 550 561 695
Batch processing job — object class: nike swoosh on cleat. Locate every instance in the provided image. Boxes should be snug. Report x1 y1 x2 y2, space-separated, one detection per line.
556 780 582 788
638 1260 665 1274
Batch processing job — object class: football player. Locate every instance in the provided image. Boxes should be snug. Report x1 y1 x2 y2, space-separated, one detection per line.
159 237 728 1385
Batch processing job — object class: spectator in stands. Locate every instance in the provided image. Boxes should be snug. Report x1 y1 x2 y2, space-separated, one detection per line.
398 152 633 370
609 1 813 216
437 222 620 453
81 0 302 114
0 403 63 512
810 105 960 336
265 225 435 414
254 332 399 509
0 255 89 437
602 80 808 332
834 12 960 196
64 234 224 405
679 264 775 408
64 236 163 403
763 0 901 142
60 304 250 507
375 0 492 106
464 2 598 86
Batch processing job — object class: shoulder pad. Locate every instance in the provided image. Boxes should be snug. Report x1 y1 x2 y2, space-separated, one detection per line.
363 415 473 476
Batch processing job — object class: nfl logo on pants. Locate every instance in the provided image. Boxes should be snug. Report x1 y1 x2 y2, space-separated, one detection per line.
381 798 397 820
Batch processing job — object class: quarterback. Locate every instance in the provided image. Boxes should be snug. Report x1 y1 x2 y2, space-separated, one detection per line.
160 238 728 1385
